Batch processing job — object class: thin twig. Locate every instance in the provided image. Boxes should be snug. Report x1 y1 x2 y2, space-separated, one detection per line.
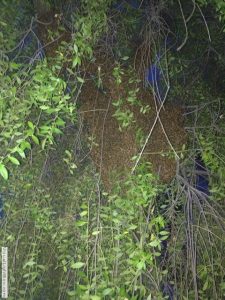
177 0 188 51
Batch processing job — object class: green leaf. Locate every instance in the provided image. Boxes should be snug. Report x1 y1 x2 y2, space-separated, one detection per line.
80 210 88 217
55 118 65 127
17 148 26 159
31 135 40 145
73 44 78 53
70 262 85 269
20 141 31 150
160 236 168 241
91 296 101 300
203 279 208 291
149 240 159 247
103 288 112 296
8 156 20 166
0 21 7 26
27 121 34 130
73 56 81 67
137 261 146 270
41 139 47 150
92 230 100 236
67 290 76 296
15 76 21 85
52 127 63 134
128 224 137 230
159 231 169 236
75 220 87 227
77 76 84 83
0 163 8 180
40 105 50 110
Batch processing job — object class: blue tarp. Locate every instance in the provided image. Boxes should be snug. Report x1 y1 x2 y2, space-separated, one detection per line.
146 63 165 102
114 1 173 103
145 51 168 103
195 156 209 195
114 0 141 12
0 193 4 220
10 23 45 64
7 2 45 64
162 282 174 300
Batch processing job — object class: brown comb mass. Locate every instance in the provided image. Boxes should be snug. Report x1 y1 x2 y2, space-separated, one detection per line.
80 55 186 188
37 17 187 189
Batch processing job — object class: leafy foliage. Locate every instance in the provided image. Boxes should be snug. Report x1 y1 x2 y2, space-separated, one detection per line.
1 0 225 299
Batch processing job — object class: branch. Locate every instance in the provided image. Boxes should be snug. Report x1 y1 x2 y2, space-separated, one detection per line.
176 0 188 52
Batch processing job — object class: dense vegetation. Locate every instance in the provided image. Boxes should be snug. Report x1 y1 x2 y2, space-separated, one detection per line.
0 0 225 299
